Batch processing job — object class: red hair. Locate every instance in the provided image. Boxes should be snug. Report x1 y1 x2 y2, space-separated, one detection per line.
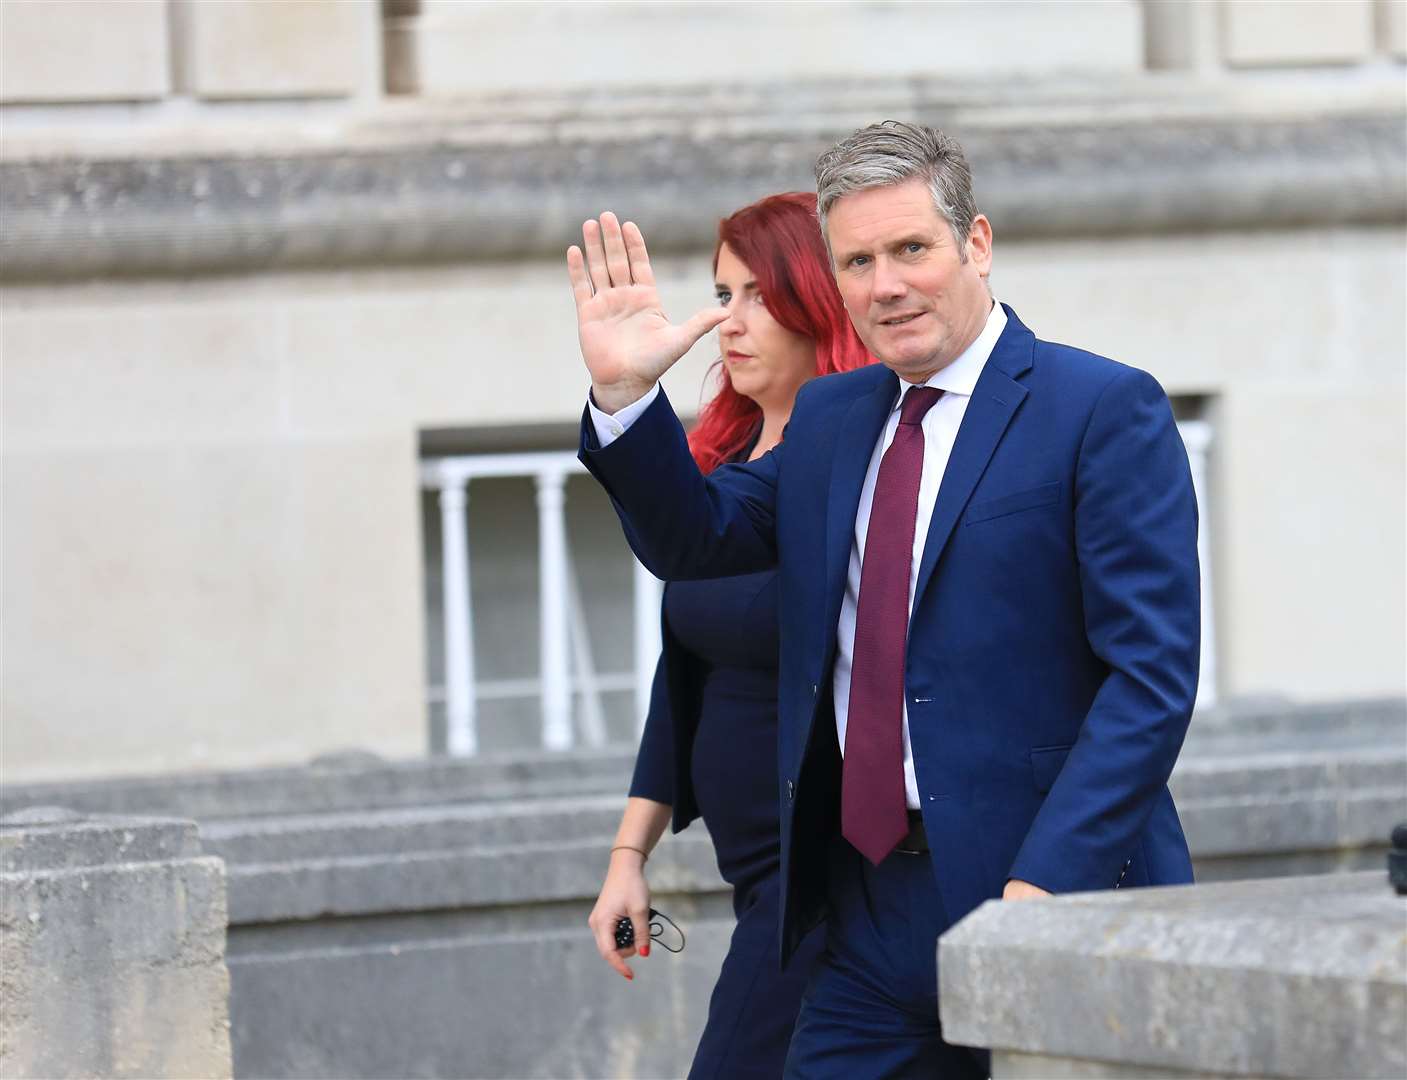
688 192 871 474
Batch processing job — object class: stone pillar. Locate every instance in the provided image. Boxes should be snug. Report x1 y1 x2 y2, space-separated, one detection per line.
939 869 1406 1079
0 808 232 1079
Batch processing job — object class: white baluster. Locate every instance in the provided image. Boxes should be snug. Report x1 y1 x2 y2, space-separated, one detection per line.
632 558 663 732
438 476 477 756
1179 420 1217 709
566 556 608 747
536 470 573 750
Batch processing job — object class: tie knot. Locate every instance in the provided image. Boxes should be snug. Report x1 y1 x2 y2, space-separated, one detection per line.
898 386 943 426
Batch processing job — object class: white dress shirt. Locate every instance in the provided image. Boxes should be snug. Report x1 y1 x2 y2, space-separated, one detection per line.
588 301 1008 809
834 301 1006 807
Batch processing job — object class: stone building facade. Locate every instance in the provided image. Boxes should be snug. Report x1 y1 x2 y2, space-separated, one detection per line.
2 1 1404 779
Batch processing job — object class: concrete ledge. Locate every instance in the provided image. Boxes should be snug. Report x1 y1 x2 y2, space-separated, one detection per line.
1 78 1402 280
0 746 637 821
204 795 726 923
939 871 1407 1079
0 813 233 1079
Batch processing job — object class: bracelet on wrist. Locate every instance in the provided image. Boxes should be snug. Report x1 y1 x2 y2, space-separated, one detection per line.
611 844 649 862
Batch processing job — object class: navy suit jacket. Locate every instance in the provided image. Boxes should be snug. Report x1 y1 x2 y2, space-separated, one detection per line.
581 306 1199 964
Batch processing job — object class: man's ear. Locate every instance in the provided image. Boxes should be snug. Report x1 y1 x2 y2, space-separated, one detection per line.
966 214 993 275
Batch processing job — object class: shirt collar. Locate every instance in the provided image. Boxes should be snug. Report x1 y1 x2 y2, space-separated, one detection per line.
892 300 1006 410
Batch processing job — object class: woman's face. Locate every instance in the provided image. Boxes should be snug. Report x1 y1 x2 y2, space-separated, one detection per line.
714 243 817 411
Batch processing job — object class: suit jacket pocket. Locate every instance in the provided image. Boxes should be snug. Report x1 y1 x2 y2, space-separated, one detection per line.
965 481 1061 525
1030 743 1074 793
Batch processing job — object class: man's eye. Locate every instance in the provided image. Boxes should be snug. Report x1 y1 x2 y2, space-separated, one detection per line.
850 256 870 269
904 243 923 254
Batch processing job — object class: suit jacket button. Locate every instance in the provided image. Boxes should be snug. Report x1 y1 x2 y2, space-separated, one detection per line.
786 780 795 801
811 683 818 696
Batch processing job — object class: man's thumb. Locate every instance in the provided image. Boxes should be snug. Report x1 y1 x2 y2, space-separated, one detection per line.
680 306 730 347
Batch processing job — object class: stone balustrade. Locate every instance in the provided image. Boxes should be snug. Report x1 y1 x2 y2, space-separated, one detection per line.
0 809 232 1079
940 870 1406 1079
0 698 1402 1076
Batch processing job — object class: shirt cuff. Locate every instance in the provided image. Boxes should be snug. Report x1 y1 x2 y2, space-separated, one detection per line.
587 383 660 448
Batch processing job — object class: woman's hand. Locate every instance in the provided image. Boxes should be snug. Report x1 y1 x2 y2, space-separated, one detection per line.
588 847 654 980
567 212 729 414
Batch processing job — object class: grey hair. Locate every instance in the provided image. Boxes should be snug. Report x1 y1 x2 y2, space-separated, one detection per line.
815 121 979 263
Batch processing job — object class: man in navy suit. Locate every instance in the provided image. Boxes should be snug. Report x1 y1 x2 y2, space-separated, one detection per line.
569 122 1199 1078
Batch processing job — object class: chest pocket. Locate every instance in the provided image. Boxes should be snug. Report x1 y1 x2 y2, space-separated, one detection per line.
965 481 1061 526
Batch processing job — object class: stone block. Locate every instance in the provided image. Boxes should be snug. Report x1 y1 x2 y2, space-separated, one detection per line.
1224 0 1376 67
940 871 1407 1079
0 0 169 104
1216 390 1407 703
176 0 378 100
391 0 1142 95
0 432 426 779
0 812 232 1079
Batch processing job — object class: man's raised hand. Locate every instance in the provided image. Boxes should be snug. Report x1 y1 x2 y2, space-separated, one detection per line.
567 212 729 414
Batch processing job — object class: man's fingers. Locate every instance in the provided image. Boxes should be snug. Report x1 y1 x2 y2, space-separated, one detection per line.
680 306 731 348
581 219 610 295
566 246 594 310
622 221 655 287
600 212 632 288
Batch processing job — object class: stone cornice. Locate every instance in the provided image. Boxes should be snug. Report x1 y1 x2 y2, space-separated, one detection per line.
2 78 1403 281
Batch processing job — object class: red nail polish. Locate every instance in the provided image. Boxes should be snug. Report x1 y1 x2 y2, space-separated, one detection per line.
640 943 650 957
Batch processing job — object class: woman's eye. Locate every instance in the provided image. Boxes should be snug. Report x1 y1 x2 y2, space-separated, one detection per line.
716 292 731 306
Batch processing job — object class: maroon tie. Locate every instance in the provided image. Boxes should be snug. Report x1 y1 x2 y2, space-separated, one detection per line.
842 385 943 865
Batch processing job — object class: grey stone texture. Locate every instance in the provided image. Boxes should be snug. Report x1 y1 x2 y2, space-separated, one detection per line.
2 77 1403 281
0 813 232 1079
0 698 1401 1078
940 871 1406 1080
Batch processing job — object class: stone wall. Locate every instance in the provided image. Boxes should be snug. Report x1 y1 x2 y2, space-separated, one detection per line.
2 1 1404 785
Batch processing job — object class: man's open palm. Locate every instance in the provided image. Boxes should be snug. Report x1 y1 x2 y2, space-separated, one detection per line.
567 212 728 413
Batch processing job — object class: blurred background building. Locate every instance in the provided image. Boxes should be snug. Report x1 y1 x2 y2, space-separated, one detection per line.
2 0 1404 780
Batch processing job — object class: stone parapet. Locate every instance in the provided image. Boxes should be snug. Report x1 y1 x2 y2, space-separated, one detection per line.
939 870 1407 1079
1 75 1403 281
1 699 1401 1076
0 809 233 1079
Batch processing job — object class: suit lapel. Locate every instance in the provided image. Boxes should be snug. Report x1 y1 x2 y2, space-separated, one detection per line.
911 310 1035 610
823 370 899 640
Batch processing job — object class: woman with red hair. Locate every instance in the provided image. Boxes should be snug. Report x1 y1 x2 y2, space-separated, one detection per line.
587 192 870 1078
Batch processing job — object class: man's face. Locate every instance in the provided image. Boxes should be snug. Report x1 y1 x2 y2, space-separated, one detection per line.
825 179 993 384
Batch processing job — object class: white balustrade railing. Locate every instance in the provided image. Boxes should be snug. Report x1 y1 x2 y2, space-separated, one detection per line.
423 424 1214 754
420 451 662 757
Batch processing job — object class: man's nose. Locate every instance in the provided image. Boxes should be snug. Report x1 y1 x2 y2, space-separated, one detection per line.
870 258 906 303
